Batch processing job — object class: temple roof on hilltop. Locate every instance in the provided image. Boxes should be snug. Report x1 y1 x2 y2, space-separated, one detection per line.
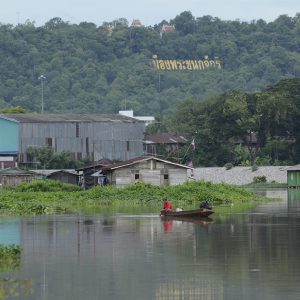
161 24 175 32
131 19 143 27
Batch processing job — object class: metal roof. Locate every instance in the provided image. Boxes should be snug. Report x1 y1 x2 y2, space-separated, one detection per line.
0 114 143 123
0 168 41 176
30 169 78 176
101 156 192 171
76 159 113 171
287 164 300 171
144 133 188 144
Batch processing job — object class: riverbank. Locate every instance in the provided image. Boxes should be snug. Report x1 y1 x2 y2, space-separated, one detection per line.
0 180 267 216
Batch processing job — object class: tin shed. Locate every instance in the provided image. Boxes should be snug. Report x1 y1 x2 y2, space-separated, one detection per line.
0 168 43 186
287 165 300 188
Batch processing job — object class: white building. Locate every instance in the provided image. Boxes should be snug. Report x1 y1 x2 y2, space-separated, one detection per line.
119 110 155 126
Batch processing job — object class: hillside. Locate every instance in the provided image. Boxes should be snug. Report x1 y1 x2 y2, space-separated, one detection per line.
0 12 299 115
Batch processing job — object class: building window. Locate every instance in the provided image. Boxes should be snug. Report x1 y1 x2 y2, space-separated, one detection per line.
45 137 52 147
77 152 82 160
76 123 80 138
127 141 130 152
132 169 140 180
161 168 169 185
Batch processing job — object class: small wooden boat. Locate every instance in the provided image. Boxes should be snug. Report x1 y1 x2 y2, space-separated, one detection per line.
160 208 214 218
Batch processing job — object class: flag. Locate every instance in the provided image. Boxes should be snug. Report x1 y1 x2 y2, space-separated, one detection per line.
191 139 195 150
187 161 193 168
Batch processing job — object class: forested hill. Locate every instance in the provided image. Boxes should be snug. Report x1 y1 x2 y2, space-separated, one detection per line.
0 12 299 116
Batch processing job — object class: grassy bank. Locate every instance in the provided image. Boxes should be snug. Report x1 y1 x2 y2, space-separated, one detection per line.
0 180 268 216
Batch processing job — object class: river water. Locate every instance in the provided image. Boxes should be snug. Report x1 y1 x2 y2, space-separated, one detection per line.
1 189 300 300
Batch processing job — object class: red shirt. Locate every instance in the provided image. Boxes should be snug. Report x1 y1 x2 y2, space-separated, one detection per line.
163 200 173 211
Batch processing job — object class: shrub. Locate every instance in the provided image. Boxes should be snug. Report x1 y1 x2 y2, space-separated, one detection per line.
251 165 258 172
224 163 233 170
253 176 267 183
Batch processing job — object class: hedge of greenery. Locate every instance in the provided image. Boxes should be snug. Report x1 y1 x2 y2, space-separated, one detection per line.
0 180 267 216
4 179 82 192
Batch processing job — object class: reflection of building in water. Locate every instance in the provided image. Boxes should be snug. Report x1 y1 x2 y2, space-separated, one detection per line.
288 189 300 211
156 279 223 300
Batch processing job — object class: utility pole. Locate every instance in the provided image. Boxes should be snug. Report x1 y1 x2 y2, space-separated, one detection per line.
38 75 46 113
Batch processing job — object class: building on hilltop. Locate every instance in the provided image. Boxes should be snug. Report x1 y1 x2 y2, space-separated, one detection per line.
160 24 175 37
0 114 145 166
131 19 143 27
103 25 114 35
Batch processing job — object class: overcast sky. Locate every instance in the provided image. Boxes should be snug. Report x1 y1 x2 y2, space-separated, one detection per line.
0 0 299 26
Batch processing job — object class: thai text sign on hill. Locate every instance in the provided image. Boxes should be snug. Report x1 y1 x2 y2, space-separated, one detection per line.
152 55 222 71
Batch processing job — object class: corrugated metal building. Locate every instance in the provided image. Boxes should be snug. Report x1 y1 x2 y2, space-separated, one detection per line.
287 164 300 188
0 114 145 164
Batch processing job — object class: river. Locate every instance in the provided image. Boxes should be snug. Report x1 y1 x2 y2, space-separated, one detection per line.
1 189 300 300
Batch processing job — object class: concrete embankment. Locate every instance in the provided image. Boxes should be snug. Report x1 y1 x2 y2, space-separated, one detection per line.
191 166 288 185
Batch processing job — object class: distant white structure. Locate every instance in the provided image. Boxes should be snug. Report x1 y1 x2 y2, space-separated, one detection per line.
119 110 155 126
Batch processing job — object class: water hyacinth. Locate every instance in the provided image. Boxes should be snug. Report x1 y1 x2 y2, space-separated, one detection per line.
0 180 267 216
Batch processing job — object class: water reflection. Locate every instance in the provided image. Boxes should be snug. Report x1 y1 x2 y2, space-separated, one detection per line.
1 191 300 299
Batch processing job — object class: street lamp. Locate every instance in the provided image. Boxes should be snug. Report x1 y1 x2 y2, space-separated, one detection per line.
38 75 46 113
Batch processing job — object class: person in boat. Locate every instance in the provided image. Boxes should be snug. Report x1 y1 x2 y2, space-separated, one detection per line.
200 200 212 210
162 199 174 213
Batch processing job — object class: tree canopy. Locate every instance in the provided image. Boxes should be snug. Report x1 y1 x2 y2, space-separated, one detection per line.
167 78 300 166
0 12 299 116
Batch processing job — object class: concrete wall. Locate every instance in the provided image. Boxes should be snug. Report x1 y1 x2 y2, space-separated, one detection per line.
192 166 288 185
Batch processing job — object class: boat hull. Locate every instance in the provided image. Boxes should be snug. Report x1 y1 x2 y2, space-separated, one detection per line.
160 208 214 218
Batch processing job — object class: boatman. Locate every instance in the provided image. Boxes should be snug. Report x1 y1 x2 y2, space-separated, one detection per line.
162 198 174 213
